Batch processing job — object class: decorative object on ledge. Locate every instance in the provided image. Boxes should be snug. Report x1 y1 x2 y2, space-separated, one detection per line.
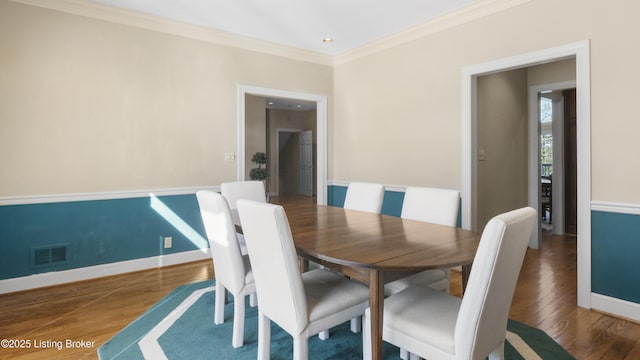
249 152 269 199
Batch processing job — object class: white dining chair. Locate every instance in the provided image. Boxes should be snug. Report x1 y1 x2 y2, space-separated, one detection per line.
221 180 266 225
384 187 460 296
363 207 536 360
221 180 266 254
196 190 257 348
343 182 385 214
237 199 370 360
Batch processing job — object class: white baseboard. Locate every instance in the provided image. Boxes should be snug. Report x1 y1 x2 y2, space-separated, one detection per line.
591 292 640 322
0 249 211 294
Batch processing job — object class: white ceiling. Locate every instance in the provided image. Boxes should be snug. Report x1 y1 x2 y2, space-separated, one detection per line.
89 0 478 56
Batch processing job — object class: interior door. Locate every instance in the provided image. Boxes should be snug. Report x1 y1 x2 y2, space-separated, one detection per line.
299 130 313 196
563 89 578 235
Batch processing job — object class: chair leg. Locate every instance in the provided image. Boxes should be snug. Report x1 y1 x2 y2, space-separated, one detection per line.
249 292 257 307
488 341 505 360
293 335 309 360
214 283 226 325
318 330 329 340
362 310 372 360
257 311 271 360
232 294 245 348
350 316 362 333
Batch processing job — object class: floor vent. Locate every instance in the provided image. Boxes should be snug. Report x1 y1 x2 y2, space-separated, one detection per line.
31 244 69 267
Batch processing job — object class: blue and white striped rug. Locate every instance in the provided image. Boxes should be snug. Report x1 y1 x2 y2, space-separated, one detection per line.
99 280 574 359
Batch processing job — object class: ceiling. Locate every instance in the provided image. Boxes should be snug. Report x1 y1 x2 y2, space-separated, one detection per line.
88 0 478 56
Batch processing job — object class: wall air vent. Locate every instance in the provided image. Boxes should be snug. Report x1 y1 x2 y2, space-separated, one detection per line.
31 244 69 268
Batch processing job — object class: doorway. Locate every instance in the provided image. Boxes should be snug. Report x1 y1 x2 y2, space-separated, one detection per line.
462 41 592 308
237 85 328 205
276 129 314 197
528 81 577 248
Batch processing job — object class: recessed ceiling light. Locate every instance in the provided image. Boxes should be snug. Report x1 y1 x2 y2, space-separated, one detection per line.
322 38 333 43
268 101 274 105
296 104 302 108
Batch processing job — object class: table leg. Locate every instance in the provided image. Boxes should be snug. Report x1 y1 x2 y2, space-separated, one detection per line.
299 257 309 273
369 269 384 360
461 264 472 294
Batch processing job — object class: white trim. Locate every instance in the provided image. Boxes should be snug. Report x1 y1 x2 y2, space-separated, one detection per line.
0 186 219 206
462 40 591 309
139 285 215 360
527 80 575 248
328 180 460 195
12 0 333 66
591 293 640 323
335 0 531 65
0 249 211 294
330 180 408 193
238 85 328 205
592 201 640 215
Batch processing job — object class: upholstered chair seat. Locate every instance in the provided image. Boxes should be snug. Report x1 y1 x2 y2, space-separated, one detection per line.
364 207 536 360
238 200 370 360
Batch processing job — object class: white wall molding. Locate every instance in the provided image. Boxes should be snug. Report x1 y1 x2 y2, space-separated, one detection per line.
591 293 640 323
11 0 333 66
0 186 219 206
592 201 640 216
0 249 210 294
329 180 407 193
328 180 461 195
335 0 531 65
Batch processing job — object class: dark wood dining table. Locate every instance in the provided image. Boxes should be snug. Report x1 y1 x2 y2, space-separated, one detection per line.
277 199 482 360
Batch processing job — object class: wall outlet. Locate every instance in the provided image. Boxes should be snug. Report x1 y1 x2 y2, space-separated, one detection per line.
163 236 172 249
224 152 235 162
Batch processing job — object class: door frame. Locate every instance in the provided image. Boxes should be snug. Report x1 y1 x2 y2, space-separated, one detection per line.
461 40 591 308
237 85 328 204
528 80 575 248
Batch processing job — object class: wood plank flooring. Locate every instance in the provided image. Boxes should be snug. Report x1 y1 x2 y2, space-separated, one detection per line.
1 219 639 359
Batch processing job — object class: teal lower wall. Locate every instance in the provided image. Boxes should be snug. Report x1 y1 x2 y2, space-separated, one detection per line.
0 194 207 280
592 210 640 304
2 186 639 307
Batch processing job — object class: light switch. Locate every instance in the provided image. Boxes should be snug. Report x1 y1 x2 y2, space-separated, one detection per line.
224 152 235 162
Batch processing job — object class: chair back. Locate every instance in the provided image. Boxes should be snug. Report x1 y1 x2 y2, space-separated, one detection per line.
196 190 247 295
343 182 384 214
454 207 536 360
237 200 308 335
221 181 266 224
401 187 460 226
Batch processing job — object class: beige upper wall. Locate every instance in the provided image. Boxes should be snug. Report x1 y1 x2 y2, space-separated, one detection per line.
333 0 640 203
0 1 332 197
4 0 640 204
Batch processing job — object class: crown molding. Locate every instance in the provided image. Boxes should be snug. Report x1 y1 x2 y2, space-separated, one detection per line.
11 0 334 66
12 0 531 68
334 0 532 65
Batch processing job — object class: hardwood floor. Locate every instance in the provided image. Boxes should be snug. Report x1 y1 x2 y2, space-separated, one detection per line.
1 221 639 359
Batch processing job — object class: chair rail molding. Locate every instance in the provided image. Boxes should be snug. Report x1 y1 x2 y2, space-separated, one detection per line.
591 201 640 215
0 186 220 206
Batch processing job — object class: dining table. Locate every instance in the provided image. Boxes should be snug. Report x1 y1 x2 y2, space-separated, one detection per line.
276 198 482 360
